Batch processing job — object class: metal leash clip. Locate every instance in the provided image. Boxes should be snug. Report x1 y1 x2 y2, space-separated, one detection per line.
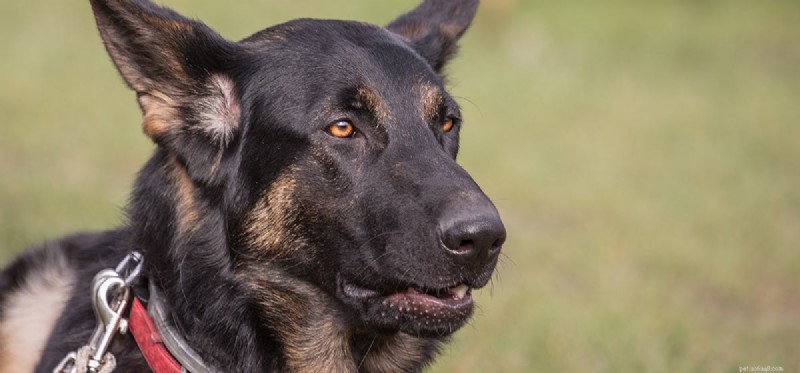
54 252 144 373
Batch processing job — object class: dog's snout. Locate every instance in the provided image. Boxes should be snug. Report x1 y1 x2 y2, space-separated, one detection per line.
440 208 506 266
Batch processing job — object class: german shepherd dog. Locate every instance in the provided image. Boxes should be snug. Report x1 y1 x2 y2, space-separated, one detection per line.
0 0 505 371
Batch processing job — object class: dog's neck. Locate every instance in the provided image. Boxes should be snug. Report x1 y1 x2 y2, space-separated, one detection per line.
128 151 440 372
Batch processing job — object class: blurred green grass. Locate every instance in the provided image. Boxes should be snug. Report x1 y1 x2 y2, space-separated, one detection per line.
1 0 799 371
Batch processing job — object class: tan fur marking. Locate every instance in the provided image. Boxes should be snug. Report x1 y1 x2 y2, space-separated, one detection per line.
416 84 444 121
361 333 433 372
355 87 390 120
239 268 355 373
207 150 224 179
167 155 199 234
439 23 466 39
243 169 304 258
0 256 74 373
391 21 427 42
242 23 299 45
139 90 180 139
161 18 193 33
137 76 239 144
134 15 191 82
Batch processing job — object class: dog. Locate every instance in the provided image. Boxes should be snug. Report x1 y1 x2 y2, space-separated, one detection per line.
0 0 506 371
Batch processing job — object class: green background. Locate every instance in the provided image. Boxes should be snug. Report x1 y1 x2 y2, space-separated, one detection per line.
1 0 799 371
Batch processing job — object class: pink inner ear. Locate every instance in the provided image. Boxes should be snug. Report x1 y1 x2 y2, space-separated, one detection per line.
198 74 241 145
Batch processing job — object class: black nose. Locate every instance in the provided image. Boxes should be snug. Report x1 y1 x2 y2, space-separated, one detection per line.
440 210 506 266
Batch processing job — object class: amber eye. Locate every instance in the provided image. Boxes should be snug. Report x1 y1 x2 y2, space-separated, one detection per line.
326 120 356 138
442 118 455 133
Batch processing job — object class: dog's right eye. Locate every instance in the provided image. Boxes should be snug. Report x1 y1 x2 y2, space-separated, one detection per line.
326 120 357 139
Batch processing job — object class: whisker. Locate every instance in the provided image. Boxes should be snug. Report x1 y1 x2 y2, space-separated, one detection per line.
356 336 376 372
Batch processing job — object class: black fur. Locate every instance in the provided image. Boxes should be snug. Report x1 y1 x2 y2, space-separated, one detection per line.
1 1 505 372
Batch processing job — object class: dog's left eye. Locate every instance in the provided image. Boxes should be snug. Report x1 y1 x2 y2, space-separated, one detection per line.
326 120 357 138
442 117 460 133
442 118 455 133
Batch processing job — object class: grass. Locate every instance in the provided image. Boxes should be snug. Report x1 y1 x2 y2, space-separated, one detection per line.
1 0 799 371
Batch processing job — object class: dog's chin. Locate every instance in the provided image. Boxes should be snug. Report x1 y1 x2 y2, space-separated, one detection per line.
337 279 476 338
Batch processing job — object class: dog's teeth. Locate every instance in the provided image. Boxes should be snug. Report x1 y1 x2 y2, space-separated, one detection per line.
448 284 469 299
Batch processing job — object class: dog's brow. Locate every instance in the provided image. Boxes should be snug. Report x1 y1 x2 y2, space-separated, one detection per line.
415 84 445 121
354 86 389 120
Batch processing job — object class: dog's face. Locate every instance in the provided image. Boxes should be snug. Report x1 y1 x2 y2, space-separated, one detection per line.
91 0 504 338
236 20 506 337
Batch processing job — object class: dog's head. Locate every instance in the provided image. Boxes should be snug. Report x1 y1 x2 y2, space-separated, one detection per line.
91 0 504 338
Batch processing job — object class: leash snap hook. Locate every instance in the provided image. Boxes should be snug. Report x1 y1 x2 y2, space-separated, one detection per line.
87 269 129 370
53 252 144 373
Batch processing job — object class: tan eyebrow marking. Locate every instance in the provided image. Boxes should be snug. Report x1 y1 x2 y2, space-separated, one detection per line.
354 86 390 120
415 84 445 121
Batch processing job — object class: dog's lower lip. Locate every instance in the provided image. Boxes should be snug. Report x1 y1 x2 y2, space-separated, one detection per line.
381 285 473 316
342 280 474 318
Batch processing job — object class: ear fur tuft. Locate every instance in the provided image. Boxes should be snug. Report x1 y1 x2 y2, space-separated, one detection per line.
90 0 243 182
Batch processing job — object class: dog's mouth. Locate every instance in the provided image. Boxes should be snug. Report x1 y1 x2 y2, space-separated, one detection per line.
339 279 475 337
343 281 473 311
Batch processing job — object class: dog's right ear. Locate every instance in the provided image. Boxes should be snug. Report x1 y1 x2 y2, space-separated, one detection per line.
90 0 242 183
387 0 479 73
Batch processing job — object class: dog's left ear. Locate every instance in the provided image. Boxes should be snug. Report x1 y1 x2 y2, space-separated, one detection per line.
387 0 479 73
90 0 242 184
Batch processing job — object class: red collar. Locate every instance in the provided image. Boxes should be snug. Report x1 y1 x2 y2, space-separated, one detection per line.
129 297 183 373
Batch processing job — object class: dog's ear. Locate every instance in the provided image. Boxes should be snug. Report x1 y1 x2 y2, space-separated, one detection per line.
90 0 241 184
387 0 479 73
